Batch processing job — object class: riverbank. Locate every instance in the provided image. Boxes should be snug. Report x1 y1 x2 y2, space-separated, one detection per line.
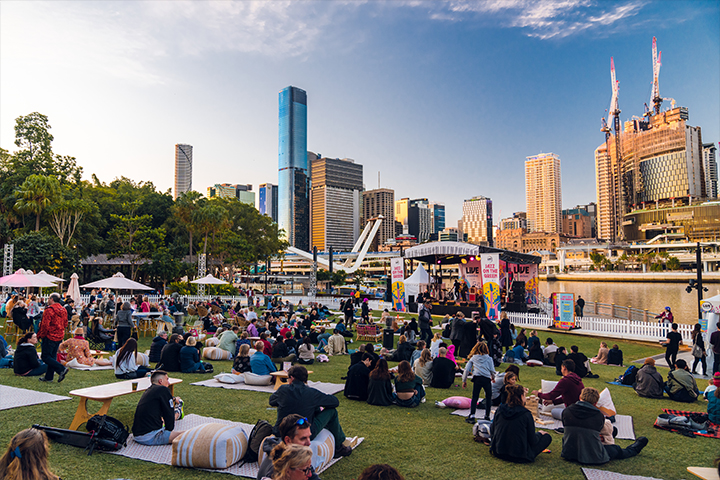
541 271 720 283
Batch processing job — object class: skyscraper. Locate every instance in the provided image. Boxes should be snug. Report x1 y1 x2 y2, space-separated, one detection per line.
703 143 718 199
395 198 410 235
278 86 309 251
525 152 562 233
430 203 446 235
362 188 395 250
408 199 432 243
206 184 255 205
174 144 193 200
461 196 493 245
309 153 363 252
259 183 279 222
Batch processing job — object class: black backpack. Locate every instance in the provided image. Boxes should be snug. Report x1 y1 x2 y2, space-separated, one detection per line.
620 365 639 385
86 415 129 448
241 419 274 464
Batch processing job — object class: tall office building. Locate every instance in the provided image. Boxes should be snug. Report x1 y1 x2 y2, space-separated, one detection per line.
461 196 493 246
430 203 445 236
278 86 309 250
408 199 432 243
595 107 705 241
259 183 279 222
362 188 395 250
395 198 410 235
174 144 193 200
498 212 528 231
525 153 562 233
206 184 255 205
703 143 718 199
309 153 363 252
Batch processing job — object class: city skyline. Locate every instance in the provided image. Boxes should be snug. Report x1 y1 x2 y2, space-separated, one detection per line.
1 1 718 227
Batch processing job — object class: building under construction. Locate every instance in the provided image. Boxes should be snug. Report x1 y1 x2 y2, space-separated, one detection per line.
594 38 712 243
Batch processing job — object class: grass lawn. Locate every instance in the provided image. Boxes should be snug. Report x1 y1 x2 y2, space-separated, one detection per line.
0 312 716 480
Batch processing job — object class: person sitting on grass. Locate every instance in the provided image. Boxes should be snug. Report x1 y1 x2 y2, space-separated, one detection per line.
357 464 405 480
568 345 599 378
665 359 699 403
349 344 365 367
269 366 352 458
430 332 443 358
555 346 568 376
297 337 315 365
13 332 47 377
706 381 720 424
590 342 609 365
531 359 584 420
607 344 624 366
149 331 168 364
479 364 521 410
490 384 552 463
112 338 151 379
257 414 320 480
260 443 313 480
634 357 664 399
414 349 434 386
180 337 211 374
344 353 373 401
367 358 395 407
543 338 558 366
59 327 111 367
234 332 252 357
131 370 185 446
251 340 278 375
326 329 347 356
364 343 380 371
218 326 239 356
505 339 528 365
463 341 495 422
430 347 456 389
158 333 183 372
391 335 414 363
394 360 425 408
561 387 648 465
271 335 297 365
232 344 252 374
0 428 60 480
410 340 425 368
316 327 331 351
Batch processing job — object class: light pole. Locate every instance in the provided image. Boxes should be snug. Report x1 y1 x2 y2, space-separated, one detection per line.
686 242 708 320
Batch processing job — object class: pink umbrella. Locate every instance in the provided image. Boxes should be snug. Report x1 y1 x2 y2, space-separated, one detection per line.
0 269 57 288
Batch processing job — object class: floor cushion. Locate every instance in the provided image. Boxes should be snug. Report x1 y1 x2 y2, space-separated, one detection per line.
310 429 335 471
203 347 232 361
527 359 544 367
439 396 472 409
171 423 248 469
135 352 150 367
243 372 272 386
215 373 245 384
597 387 617 417
205 337 220 347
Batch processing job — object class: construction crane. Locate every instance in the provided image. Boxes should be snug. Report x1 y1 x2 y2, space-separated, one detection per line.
651 36 663 115
601 57 622 242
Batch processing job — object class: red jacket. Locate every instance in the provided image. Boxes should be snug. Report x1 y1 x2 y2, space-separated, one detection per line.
38 303 68 342
262 339 273 357
538 372 584 406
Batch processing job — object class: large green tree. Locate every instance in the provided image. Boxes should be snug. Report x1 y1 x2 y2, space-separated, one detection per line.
14 174 60 231
13 231 74 276
172 191 203 263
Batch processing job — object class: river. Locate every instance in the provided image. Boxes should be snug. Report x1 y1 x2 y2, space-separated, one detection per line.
539 280 720 325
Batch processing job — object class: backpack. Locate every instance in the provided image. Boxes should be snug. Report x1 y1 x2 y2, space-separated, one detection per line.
619 365 638 385
241 419 274 464
86 415 129 448
472 420 492 445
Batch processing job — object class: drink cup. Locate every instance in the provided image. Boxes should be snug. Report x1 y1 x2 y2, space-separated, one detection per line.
131 381 138 391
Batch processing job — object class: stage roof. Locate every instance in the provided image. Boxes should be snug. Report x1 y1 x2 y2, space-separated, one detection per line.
403 241 541 265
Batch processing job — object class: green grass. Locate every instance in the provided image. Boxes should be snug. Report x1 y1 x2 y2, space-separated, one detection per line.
0 313 716 480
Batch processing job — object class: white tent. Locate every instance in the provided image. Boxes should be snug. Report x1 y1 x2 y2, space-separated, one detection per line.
35 270 66 283
702 293 720 372
403 264 430 302
0 269 57 288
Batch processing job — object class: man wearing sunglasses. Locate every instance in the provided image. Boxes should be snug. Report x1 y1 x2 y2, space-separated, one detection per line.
256 414 319 480
269 365 353 458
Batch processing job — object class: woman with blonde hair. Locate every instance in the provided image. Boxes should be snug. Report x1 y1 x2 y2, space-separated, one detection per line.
0 428 59 480
430 332 443 358
414 348 434 385
261 443 313 480
462 341 495 423
591 341 609 365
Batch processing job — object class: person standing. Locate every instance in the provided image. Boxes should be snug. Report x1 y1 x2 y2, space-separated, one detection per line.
418 301 433 344
462 341 495 422
114 302 134 349
343 298 355 328
576 296 585 318
449 312 466 354
663 323 683 370
691 323 707 376
37 293 69 383
710 322 720 375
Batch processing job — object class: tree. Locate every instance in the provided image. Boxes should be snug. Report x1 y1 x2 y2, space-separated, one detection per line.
666 256 681 270
192 202 228 256
13 231 74 276
13 112 54 166
140 246 183 293
108 201 165 280
172 191 203 263
48 198 93 247
14 174 60 231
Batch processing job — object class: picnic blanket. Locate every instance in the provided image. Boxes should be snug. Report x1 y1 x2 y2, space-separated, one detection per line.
654 409 720 439
450 408 636 440
582 468 665 480
0 384 71 411
606 381 633 388
191 378 345 395
110 413 363 478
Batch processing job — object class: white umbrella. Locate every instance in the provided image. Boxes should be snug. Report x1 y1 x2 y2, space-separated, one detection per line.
190 274 229 285
35 270 66 283
80 272 153 291
0 269 57 288
66 273 81 303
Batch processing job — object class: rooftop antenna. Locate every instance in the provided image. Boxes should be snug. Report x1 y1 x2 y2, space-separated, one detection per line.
651 36 663 115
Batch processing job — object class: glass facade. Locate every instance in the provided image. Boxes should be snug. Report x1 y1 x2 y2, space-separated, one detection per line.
259 183 278 222
278 86 309 250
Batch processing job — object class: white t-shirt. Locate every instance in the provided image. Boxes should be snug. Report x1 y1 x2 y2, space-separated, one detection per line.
246 311 258 321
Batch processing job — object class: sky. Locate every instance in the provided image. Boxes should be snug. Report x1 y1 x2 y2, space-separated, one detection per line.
1 0 719 227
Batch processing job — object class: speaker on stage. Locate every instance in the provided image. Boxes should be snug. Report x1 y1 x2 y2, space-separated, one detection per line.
408 295 415 304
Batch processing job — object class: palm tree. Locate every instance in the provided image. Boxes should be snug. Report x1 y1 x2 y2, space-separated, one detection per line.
193 202 228 256
172 191 202 263
14 174 60 231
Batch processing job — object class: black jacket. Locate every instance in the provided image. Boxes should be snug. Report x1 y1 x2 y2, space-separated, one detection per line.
14 343 40 375
607 348 623 366
149 336 167 363
366 376 395 406
568 352 589 378
344 362 370 401
490 404 543 463
158 342 183 371
555 351 568 376
269 381 339 435
397 341 414 362
561 401 609 465
272 341 290 358
430 356 455 388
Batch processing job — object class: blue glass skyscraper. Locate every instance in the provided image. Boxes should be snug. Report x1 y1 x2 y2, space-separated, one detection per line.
278 86 309 250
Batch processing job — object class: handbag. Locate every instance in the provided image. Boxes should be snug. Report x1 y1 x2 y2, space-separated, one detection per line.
692 344 704 358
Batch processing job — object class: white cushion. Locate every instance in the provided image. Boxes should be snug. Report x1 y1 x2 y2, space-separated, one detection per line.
214 373 245 384
243 372 272 386
539 380 559 415
526 359 543 367
203 347 232 361
205 337 220 347
597 387 617 417
171 423 248 469
310 429 335 471
135 352 150 367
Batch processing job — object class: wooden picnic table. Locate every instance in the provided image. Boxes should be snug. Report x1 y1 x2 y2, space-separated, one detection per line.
131 312 164 337
269 370 313 390
68 377 182 430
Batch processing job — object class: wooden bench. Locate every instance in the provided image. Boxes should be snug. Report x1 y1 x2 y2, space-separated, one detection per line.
68 377 182 430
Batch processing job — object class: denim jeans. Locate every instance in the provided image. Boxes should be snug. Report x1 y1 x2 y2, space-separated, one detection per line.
41 339 64 380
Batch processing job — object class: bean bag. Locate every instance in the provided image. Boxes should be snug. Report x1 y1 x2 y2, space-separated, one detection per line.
135 352 150 367
171 423 248 469
438 396 472 409
310 429 335 471
257 435 275 467
203 347 232 361
597 387 617 417
243 372 272 386
539 380 559 415
214 373 245 384
526 359 544 367
205 337 220 347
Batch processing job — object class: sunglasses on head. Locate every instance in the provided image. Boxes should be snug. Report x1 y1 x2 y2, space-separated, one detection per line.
295 417 309 427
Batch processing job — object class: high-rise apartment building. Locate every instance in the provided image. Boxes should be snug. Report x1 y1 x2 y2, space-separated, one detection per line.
362 188 395 250
498 212 528 231
278 86 309 250
174 144 193 200
395 198 410 235
206 184 254 205
309 153 363 252
525 153 562 233
430 203 445 235
595 107 705 241
408 199 432 243
259 183 279 222
461 196 493 246
703 143 718 199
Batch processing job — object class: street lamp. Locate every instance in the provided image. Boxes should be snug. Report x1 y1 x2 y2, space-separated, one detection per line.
686 242 708 320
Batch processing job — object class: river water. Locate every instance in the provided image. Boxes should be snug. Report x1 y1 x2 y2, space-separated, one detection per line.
539 280 720 325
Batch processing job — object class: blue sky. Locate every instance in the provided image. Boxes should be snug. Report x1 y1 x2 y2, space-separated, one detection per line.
1 0 718 227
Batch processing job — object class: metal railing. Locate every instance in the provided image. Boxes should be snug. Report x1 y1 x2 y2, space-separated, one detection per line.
584 301 660 322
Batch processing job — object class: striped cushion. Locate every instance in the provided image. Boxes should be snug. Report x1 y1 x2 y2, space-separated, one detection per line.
310 429 335 471
243 372 272 385
203 347 232 360
205 337 220 347
135 353 150 367
257 435 275 467
171 423 248 469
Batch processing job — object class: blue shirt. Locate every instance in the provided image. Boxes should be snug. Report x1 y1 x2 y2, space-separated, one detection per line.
512 344 528 362
250 352 277 375
462 353 495 382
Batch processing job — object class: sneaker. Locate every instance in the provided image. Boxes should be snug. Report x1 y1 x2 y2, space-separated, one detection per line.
421 397 426 404
333 444 352 458
39 377 53 382
483 415 491 421
175 399 185 420
465 416 476 424
57 367 69 384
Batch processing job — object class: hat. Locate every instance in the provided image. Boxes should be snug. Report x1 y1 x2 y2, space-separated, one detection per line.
73 327 84 336
643 357 655 366
665 306 671 311
713 372 720 387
